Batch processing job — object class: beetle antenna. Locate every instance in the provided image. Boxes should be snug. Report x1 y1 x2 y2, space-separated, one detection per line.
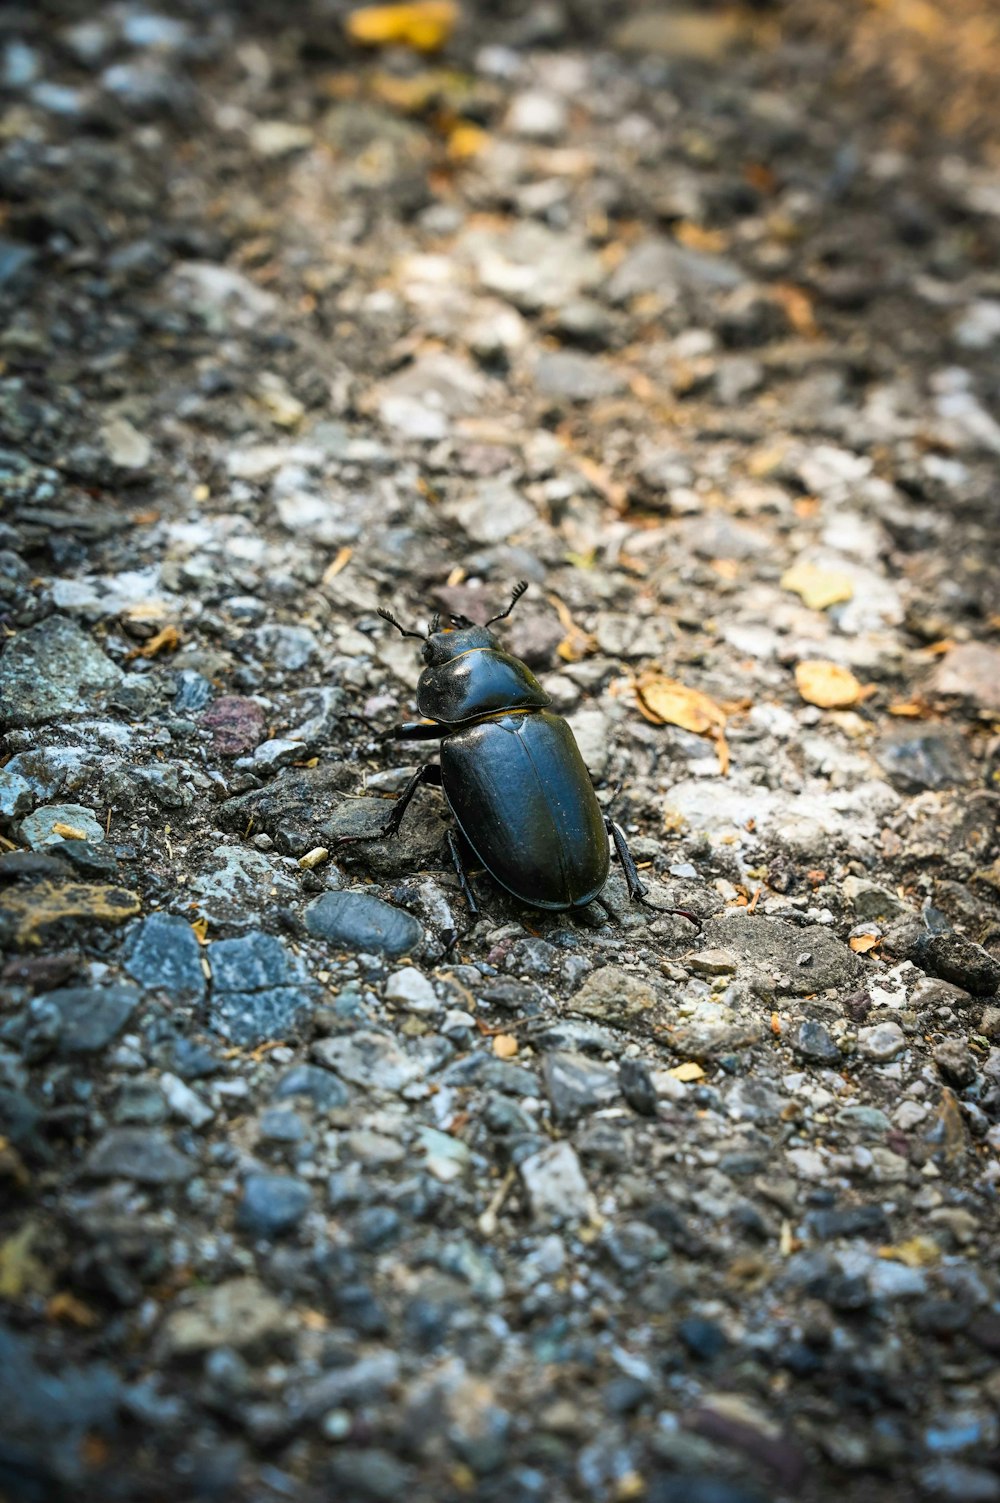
487 579 529 626
430 612 441 633
377 607 427 641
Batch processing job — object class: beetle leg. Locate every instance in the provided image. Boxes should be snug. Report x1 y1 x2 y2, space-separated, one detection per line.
340 762 442 843
446 830 479 916
379 720 447 743
605 818 702 929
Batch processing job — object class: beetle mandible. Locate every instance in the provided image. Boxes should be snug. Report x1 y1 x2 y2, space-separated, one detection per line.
344 581 698 924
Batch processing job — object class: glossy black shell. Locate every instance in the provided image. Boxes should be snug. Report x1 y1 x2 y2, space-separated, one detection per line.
440 711 610 909
417 647 550 726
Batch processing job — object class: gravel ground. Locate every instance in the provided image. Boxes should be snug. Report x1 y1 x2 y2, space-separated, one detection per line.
1 2 1000 1501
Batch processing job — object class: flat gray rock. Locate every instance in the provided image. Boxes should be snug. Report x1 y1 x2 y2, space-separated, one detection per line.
0 616 123 729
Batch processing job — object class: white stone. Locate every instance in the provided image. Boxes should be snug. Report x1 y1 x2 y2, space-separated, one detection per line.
520 1140 589 1224
385 966 439 1015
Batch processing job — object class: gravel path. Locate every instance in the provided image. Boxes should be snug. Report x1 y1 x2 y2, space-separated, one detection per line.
1 3 999 1501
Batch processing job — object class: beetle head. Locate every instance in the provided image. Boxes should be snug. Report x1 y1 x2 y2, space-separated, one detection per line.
421 620 498 666
379 581 529 665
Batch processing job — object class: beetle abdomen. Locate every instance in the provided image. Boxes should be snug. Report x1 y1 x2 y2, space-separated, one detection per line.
418 649 550 726
440 712 610 910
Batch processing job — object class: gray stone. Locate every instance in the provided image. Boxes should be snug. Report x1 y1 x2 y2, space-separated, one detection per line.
933 1039 977 1087
189 844 298 916
619 1057 659 1116
571 965 658 1023
542 1050 619 1123
159 1071 213 1128
250 624 318 672
876 727 975 792
0 1326 120 1488
19 802 104 849
84 1128 190 1183
534 350 626 402
606 237 741 304
293 1351 401 1419
311 1031 426 1093
688 949 739 977
858 1021 907 1061
305 891 423 957
697 915 860 995
236 1172 311 1238
0 747 93 818
160 1277 294 1356
272 1063 350 1109
385 966 438 1014
913 932 1000 998
123 911 206 998
208 931 318 1045
29 984 139 1054
449 480 537 545
519 1140 590 1224
795 1020 841 1064
0 616 123 730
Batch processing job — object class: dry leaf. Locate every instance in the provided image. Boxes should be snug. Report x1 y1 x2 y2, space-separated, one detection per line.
771 282 819 338
634 672 730 776
346 1 457 52
781 561 854 611
795 659 865 709
127 624 182 660
322 546 353 584
50 821 88 841
547 592 596 663
878 1236 941 1268
47 1291 99 1327
849 932 881 954
493 1034 518 1059
668 1061 705 1082
190 917 210 946
448 122 490 159
674 221 729 254
369 70 444 112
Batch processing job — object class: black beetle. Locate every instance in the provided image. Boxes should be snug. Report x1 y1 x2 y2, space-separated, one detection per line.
344 581 697 923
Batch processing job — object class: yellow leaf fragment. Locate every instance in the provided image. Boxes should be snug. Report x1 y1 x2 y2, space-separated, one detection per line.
492 1034 518 1059
448 122 490 160
795 659 865 709
781 561 854 611
547 592 596 663
849 932 881 954
668 1061 705 1082
878 1236 941 1269
50 822 88 841
346 1 457 52
322 546 353 584
128 624 182 660
47 1291 99 1327
190 916 210 946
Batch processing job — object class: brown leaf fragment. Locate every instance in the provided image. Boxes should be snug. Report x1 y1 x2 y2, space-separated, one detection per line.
635 672 730 776
547 592 596 663
795 660 866 709
322 546 353 584
126 624 181 660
